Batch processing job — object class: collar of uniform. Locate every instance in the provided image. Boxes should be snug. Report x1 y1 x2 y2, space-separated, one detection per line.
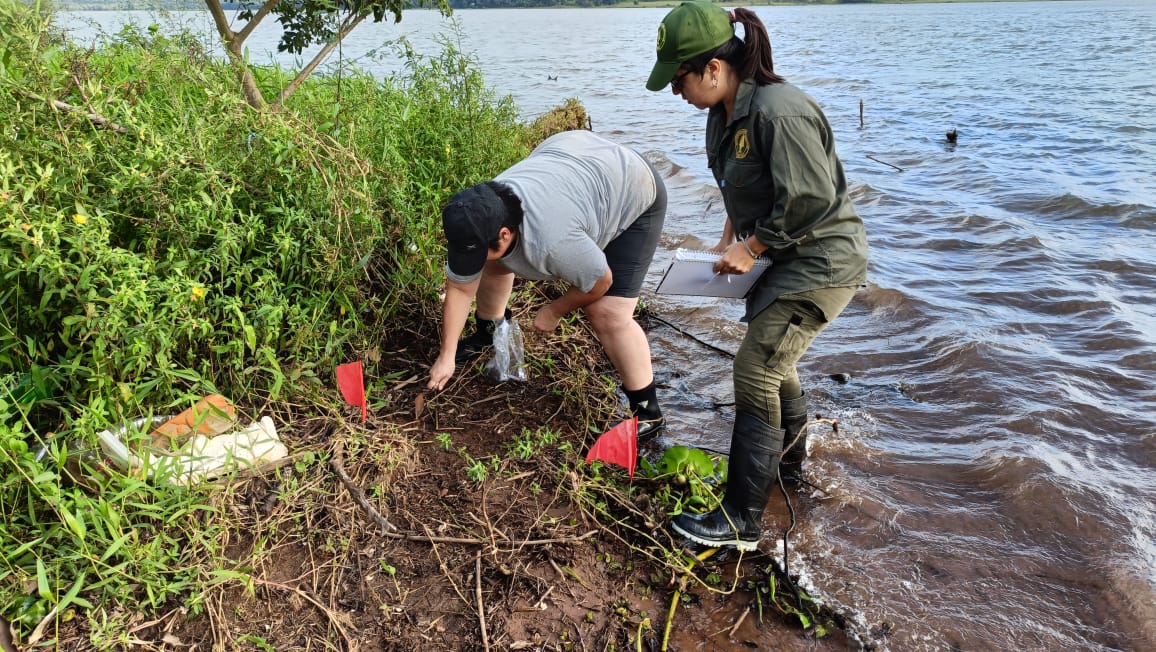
729 78 759 127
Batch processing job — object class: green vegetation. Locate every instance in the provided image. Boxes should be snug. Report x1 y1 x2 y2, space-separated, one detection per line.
0 0 536 643
1 1 844 646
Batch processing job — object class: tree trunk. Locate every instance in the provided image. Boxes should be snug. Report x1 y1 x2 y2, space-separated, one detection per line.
204 0 277 110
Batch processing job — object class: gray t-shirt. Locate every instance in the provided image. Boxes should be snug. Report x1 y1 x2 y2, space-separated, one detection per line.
447 131 657 292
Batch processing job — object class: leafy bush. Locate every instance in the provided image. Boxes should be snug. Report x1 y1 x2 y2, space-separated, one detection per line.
1 7 529 424
0 1 534 643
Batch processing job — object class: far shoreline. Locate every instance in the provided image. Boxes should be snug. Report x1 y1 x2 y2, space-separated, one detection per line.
56 0 1086 12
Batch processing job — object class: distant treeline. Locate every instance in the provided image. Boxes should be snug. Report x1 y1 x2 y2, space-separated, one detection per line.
59 0 866 11
446 0 855 6
446 0 618 6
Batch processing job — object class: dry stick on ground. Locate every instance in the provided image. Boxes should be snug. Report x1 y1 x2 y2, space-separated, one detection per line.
251 578 355 652
424 524 473 612
532 585 555 611
727 606 750 638
475 551 491 652
547 558 577 600
481 483 500 552
331 439 399 533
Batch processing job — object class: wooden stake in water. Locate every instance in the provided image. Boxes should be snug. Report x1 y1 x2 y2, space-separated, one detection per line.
860 99 864 128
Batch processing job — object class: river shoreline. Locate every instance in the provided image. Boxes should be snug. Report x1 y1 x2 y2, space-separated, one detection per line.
55 0 1074 12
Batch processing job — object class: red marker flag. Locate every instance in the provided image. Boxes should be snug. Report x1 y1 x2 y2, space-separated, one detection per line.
336 361 367 423
585 416 638 478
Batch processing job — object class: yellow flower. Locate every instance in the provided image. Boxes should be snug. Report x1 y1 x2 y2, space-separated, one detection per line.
191 286 206 301
445 146 452 156
72 213 87 225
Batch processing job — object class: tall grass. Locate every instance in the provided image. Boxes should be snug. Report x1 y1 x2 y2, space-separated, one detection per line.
0 0 532 643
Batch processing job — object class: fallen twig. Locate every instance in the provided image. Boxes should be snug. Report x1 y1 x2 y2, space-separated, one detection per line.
727 606 750 638
331 441 399 533
475 552 490 652
547 557 577 599
532 585 555 611
382 528 597 548
425 525 471 609
469 393 511 407
252 578 355 652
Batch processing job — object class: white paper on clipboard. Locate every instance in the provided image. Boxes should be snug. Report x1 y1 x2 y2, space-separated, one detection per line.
655 249 770 298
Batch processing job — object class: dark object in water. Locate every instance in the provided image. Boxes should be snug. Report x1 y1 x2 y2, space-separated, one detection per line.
547 75 557 81
946 128 958 144
829 373 852 384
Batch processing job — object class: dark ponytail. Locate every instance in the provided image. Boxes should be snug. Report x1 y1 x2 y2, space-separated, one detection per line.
684 8 784 86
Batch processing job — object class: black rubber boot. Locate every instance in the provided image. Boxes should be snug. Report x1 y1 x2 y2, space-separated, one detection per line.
670 411 783 551
625 381 665 444
455 309 511 364
778 393 808 485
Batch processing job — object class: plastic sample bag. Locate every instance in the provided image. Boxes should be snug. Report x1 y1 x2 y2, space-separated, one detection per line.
483 318 528 383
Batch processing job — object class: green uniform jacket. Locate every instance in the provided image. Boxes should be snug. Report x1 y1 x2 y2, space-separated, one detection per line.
707 79 869 322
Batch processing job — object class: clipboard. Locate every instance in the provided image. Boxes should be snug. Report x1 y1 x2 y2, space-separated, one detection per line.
655 249 771 298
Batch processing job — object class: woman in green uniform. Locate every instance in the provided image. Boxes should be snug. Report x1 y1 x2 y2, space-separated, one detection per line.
646 2 869 550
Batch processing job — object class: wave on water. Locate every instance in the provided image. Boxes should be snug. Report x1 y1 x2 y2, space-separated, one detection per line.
999 192 1156 224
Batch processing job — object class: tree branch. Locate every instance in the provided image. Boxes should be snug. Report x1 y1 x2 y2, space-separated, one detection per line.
236 0 285 43
272 10 370 109
18 90 131 135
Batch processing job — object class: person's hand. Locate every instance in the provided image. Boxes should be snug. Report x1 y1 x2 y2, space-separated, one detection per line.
713 242 757 275
428 354 456 390
533 304 563 333
711 236 732 253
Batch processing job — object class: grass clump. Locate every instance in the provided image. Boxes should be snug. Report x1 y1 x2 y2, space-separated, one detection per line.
0 0 541 644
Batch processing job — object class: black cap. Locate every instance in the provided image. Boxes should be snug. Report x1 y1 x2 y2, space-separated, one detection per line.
442 183 508 278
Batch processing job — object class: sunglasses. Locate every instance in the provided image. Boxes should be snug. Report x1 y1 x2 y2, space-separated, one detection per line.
670 69 693 93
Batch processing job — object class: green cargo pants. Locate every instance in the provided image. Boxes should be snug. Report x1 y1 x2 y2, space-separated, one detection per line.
733 287 857 427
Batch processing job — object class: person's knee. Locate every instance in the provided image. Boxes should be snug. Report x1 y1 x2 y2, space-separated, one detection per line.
586 298 636 333
733 349 788 423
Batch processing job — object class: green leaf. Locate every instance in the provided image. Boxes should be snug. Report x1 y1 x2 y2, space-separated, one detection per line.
59 504 87 542
99 531 134 563
57 572 90 611
36 558 49 599
244 325 256 352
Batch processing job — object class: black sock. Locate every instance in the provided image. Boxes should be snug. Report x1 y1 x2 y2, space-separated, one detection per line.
625 381 661 419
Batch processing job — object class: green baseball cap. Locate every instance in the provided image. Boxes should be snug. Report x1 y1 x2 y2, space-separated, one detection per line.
646 2 735 92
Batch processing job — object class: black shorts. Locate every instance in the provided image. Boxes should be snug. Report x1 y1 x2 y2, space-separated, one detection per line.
603 160 667 298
